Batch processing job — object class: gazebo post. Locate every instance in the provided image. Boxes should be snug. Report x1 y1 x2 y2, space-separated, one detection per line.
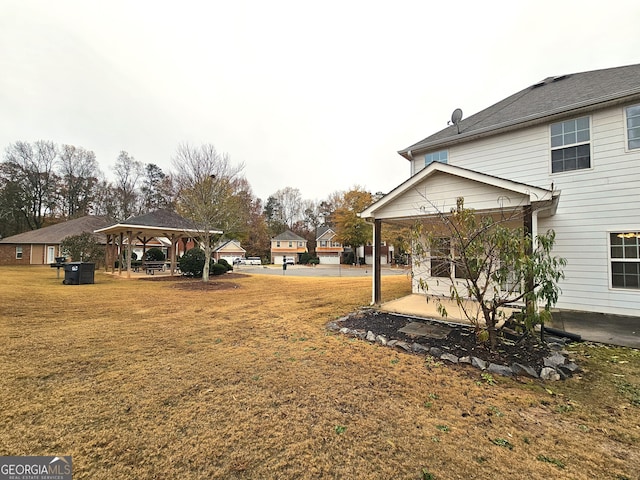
118 233 124 275
126 231 133 279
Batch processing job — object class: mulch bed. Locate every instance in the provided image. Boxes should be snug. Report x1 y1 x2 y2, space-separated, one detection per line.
339 310 552 371
138 273 249 291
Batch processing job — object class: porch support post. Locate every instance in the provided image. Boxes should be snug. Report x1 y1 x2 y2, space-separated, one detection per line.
373 219 382 305
523 205 536 314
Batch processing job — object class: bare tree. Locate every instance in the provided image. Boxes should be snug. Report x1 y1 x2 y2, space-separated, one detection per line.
172 143 245 282
3 140 59 229
58 144 100 218
270 187 303 229
112 151 143 220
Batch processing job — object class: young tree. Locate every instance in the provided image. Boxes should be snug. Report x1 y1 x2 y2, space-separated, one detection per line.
412 197 566 349
172 143 245 282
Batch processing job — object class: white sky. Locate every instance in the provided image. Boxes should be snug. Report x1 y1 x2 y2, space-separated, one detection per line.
1 0 639 203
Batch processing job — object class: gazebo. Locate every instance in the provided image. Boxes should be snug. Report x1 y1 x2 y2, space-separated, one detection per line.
94 209 222 277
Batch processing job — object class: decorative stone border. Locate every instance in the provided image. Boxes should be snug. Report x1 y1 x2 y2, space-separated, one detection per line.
327 312 581 381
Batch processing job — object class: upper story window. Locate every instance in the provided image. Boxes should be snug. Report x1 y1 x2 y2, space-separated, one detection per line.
626 104 640 150
16 246 23 259
550 117 590 173
276 241 281 247
425 150 448 167
289 241 293 247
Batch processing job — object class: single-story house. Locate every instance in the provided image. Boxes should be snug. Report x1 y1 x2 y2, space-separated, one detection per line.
0 215 113 265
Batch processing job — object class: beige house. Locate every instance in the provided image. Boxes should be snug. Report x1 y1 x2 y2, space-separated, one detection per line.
271 230 307 264
315 227 343 265
213 240 246 264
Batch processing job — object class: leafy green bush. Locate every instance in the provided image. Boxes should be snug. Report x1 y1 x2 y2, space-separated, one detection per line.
211 262 227 276
179 248 230 277
144 247 166 261
60 232 105 265
218 258 233 271
179 248 206 277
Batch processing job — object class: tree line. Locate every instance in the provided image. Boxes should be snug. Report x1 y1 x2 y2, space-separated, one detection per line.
0 140 410 261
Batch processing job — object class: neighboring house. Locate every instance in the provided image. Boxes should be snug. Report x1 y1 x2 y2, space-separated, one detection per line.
362 244 394 266
213 240 246 264
0 216 113 265
316 226 343 264
271 230 308 264
361 63 640 319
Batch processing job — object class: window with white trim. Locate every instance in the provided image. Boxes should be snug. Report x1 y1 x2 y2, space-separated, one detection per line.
626 105 640 150
550 117 590 173
610 232 640 289
425 150 448 167
16 246 23 259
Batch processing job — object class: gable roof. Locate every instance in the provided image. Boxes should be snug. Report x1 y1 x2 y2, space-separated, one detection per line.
360 162 558 220
0 216 114 244
316 226 336 240
213 240 246 253
273 230 307 242
400 63 640 159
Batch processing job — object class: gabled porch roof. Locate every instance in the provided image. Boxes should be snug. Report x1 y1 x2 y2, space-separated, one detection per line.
360 162 559 222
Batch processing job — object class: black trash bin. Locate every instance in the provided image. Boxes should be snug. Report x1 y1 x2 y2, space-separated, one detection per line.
63 262 95 285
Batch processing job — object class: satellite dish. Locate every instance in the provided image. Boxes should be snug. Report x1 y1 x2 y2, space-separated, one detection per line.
450 108 463 133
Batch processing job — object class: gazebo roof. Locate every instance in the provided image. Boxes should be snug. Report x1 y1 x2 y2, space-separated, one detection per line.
94 209 222 237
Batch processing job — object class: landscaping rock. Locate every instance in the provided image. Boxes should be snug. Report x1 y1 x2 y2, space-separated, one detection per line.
471 357 488 370
440 353 459 364
511 363 538 378
395 341 412 352
429 347 443 357
412 343 430 354
387 340 398 348
366 331 376 342
543 352 567 368
339 327 350 335
540 367 561 381
487 363 513 377
376 335 388 346
459 356 472 364
557 362 581 376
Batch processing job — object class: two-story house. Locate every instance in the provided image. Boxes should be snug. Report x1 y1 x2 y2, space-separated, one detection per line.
271 230 308 265
361 64 640 321
316 226 344 264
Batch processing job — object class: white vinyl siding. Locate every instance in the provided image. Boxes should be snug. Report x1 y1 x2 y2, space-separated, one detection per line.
408 105 640 316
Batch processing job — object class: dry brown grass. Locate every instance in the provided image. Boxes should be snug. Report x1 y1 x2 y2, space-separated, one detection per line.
1 266 639 479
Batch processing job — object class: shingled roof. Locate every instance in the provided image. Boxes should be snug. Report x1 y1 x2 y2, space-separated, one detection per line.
120 209 199 230
400 63 640 159
0 216 113 244
273 230 307 242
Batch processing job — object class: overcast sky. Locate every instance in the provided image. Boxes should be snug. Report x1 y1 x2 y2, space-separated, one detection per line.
1 0 638 203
